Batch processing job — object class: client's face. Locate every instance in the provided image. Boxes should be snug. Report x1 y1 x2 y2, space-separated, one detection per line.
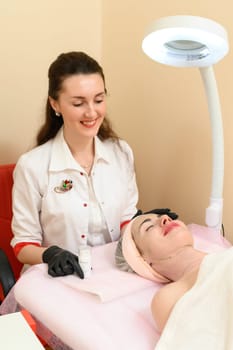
131 214 194 261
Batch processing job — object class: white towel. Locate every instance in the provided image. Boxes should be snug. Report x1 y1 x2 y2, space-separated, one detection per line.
155 246 233 350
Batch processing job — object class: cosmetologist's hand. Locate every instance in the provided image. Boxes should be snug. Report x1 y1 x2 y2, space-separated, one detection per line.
132 208 178 220
42 245 84 279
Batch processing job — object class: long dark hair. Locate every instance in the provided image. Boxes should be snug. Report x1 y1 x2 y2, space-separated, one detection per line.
36 51 118 145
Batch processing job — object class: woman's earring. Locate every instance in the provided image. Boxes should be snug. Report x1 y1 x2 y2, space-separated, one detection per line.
55 111 61 117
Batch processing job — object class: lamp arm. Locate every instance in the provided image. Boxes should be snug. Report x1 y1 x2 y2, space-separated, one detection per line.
199 66 224 230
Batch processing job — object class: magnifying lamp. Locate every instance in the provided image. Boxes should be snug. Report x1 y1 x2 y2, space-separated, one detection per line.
142 15 229 231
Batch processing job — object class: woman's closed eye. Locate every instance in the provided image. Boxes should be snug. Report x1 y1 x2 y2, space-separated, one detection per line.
145 224 154 232
95 98 104 104
73 99 104 107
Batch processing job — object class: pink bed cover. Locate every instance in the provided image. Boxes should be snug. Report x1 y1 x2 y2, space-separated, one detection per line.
13 224 231 350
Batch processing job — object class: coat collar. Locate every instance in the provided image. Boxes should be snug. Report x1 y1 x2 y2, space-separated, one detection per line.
49 128 110 171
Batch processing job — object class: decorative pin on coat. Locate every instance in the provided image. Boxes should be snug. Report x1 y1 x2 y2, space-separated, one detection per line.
54 179 73 193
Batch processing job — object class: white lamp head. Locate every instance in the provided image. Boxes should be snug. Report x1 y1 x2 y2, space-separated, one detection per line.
142 15 229 67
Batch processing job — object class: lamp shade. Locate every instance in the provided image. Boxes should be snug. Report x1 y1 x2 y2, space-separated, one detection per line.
142 15 229 67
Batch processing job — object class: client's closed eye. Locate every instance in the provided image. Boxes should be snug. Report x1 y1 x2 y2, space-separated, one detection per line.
145 225 154 232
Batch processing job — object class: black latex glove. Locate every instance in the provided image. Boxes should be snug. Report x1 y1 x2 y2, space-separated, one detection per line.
42 246 84 279
132 208 178 220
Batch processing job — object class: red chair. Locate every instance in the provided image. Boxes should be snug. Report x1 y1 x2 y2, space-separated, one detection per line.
0 164 49 347
0 164 23 303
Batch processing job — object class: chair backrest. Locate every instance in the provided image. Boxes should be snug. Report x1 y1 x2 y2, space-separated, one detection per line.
0 164 23 283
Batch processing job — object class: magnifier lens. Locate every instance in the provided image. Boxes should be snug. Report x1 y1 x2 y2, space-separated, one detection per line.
164 40 210 60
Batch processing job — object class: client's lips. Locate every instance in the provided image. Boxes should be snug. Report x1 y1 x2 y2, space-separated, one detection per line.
163 222 180 236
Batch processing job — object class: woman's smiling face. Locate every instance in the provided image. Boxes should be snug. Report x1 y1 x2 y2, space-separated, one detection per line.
49 73 106 140
131 214 194 261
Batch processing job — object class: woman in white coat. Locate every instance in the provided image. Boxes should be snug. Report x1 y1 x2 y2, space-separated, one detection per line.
11 51 138 278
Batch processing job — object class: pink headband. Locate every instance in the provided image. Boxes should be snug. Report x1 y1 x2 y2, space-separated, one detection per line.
122 219 170 283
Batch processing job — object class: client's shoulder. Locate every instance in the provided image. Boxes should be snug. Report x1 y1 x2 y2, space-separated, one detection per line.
151 279 192 332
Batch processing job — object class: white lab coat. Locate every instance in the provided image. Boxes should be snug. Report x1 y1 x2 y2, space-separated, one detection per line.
11 129 138 253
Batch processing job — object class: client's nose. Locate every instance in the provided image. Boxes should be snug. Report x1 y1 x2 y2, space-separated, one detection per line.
160 215 172 226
